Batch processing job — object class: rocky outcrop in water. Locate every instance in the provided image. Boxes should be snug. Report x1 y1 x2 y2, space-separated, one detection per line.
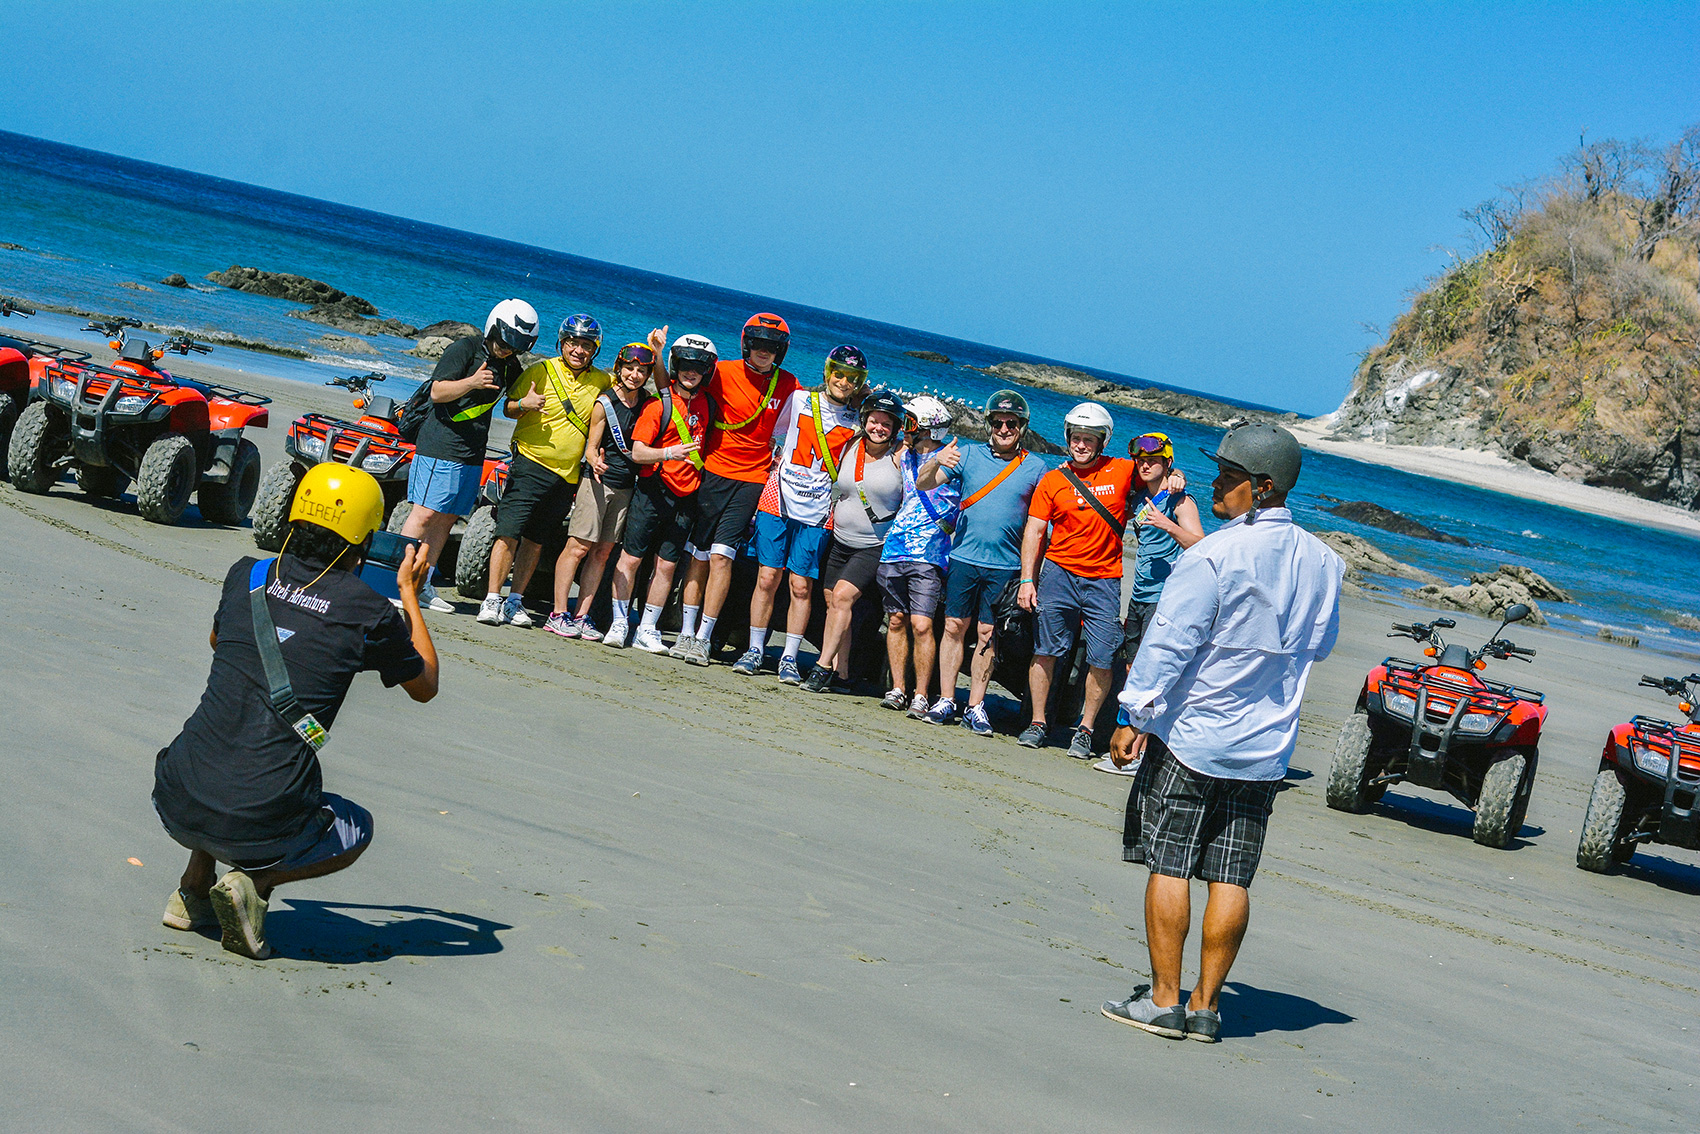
311 334 378 356
1405 564 1568 626
1312 531 1441 585
982 360 1296 432
207 266 378 312
406 335 455 360
159 273 188 288
414 320 479 341
905 350 951 364
288 303 416 338
1324 500 1469 545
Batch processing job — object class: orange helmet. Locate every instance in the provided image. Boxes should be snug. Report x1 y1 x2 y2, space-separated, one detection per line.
742 312 790 366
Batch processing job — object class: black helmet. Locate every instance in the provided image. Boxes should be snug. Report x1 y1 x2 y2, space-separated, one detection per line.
984 388 1030 426
859 387 905 431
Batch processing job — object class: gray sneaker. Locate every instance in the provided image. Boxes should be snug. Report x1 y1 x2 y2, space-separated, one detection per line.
800 665 834 694
1185 1007 1221 1043
667 633 697 660
1017 722 1048 749
880 687 908 711
1067 726 1095 760
686 635 713 666
906 692 930 719
1101 986 1186 1039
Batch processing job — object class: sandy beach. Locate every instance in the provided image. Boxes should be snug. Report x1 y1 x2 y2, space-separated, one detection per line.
1 353 1697 1131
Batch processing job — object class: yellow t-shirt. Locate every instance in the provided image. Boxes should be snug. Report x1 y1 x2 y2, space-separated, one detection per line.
510 358 611 482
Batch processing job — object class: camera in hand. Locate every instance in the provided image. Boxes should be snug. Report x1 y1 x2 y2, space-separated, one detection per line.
358 530 421 599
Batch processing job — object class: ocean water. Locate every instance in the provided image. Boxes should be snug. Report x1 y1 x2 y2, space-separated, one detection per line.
3 129 1697 665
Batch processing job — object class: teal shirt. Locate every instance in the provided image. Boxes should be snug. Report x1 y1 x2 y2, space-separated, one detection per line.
942 444 1050 571
1130 489 1186 603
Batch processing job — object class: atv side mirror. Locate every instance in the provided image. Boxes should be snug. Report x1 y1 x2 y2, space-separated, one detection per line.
1502 603 1531 624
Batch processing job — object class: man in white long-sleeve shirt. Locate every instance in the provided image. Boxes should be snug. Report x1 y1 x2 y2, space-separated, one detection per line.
1099 423 1343 1044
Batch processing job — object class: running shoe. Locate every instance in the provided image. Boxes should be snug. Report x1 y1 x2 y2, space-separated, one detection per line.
961 702 994 736
1101 986 1186 1039
924 697 957 725
602 617 629 648
800 665 834 693
544 612 575 638
1017 722 1049 749
1185 1007 1222 1043
907 692 930 719
577 619 603 643
1093 756 1140 777
162 887 217 931
1067 726 1095 760
685 636 713 666
777 656 803 685
476 595 503 625
208 870 272 960
504 594 534 628
880 687 908 711
632 626 668 654
732 647 764 676
420 583 455 614
667 634 695 659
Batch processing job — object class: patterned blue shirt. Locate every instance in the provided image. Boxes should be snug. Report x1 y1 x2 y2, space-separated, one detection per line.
882 448 961 568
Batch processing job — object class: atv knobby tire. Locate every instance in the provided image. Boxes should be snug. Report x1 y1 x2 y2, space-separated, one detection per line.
1576 768 1631 872
197 438 261 525
75 464 129 499
455 505 499 599
251 460 303 551
136 432 198 525
1327 713 1383 813
7 401 64 493
1472 751 1532 849
385 499 413 534
0 390 20 470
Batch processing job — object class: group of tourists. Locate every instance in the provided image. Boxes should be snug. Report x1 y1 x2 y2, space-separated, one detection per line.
150 297 1346 1051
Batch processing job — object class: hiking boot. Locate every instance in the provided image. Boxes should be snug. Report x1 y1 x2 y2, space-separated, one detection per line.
476 595 503 625
503 594 534 628
685 635 713 666
1094 755 1140 777
732 647 764 676
632 626 668 654
1101 986 1186 1039
1185 1007 1221 1043
602 617 629 648
1017 722 1049 749
777 656 803 685
667 634 696 659
907 692 930 719
961 702 994 736
924 697 957 725
881 687 908 711
208 870 272 960
800 665 834 694
576 619 602 643
1067 726 1095 760
162 887 217 931
420 583 455 613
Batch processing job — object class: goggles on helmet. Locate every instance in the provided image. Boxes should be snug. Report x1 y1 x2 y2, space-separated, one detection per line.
615 343 656 367
824 361 867 387
1131 432 1174 460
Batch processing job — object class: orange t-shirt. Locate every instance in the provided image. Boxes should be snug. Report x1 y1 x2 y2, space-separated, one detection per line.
634 388 711 497
703 359 799 482
1027 457 1139 579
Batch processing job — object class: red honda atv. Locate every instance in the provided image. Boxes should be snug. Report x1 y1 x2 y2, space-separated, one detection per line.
0 297 97 460
251 372 414 550
1328 604 1546 849
1576 673 1700 873
6 323 270 525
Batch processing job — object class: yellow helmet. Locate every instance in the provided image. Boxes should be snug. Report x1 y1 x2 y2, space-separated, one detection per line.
287 464 385 545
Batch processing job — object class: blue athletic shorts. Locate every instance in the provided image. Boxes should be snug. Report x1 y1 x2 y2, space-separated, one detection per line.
1034 562 1122 670
751 510 830 579
943 560 1018 625
407 454 482 516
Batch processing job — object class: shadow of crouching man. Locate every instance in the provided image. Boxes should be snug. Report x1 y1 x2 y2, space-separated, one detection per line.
260 901 512 964
1211 981 1354 1040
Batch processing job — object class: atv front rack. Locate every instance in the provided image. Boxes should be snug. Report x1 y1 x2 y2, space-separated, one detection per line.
43 357 271 406
1629 716 1700 849
1381 659 1538 791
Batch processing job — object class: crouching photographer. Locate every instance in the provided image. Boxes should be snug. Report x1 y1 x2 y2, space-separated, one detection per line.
152 465 439 960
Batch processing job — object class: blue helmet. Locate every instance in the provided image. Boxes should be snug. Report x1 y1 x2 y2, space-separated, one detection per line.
558 313 603 361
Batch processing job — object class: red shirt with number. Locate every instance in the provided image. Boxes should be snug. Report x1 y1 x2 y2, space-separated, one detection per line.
634 387 710 497
703 359 799 482
1027 456 1139 579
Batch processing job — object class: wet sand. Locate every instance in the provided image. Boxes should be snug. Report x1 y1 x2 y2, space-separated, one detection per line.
2 359 1698 1131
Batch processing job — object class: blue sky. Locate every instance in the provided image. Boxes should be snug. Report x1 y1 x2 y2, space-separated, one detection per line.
4 2 1697 413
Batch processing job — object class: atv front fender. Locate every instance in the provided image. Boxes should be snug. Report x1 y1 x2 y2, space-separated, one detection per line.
208 400 268 431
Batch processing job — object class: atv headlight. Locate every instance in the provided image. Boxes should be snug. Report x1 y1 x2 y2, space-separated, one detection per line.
1632 744 1669 776
50 375 76 401
296 435 325 460
1457 712 1503 735
1381 691 1417 720
361 452 399 475
113 394 151 414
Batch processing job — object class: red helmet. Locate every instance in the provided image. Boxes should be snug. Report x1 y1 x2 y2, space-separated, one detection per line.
742 312 790 366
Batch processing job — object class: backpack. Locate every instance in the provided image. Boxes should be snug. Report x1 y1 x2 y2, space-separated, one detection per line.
398 341 489 444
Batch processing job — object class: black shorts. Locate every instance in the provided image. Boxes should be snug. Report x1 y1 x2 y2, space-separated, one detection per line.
1121 739 1279 889
688 470 764 556
622 478 697 565
493 452 579 543
820 538 882 594
1121 599 1158 663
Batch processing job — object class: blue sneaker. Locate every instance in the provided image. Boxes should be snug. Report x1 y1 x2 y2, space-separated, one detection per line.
961 702 994 736
777 656 803 685
925 697 957 725
732 646 764 676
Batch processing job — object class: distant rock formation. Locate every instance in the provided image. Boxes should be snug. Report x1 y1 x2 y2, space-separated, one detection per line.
1405 564 1569 626
288 303 416 338
982 360 1296 432
406 335 455 360
1324 500 1469 545
159 273 188 288
311 334 379 356
905 350 951 364
1312 530 1441 585
207 265 378 313
118 281 152 292
414 320 478 341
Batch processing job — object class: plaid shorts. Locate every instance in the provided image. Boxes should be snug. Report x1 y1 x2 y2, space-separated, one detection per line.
1121 738 1279 888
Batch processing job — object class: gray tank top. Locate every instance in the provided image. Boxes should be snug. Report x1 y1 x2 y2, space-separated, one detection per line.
830 438 905 548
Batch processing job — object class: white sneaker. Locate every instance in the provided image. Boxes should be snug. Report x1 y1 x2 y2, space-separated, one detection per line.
1094 756 1141 777
503 593 534 628
632 626 668 653
420 583 455 614
477 595 503 625
602 617 629 648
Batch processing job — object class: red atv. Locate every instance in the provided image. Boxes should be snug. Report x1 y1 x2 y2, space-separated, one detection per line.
1328 604 1546 849
1576 673 1700 873
0 297 96 459
252 372 414 550
7 321 270 525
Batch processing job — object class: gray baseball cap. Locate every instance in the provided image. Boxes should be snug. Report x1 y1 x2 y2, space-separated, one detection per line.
1199 422 1302 492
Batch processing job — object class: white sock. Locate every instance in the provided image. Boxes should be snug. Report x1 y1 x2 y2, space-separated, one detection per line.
699 615 718 640
783 633 804 660
612 598 630 621
681 605 701 637
485 592 501 602
750 627 770 651
640 604 663 630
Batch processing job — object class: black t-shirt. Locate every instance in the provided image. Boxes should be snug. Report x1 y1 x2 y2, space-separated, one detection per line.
595 389 652 490
153 555 424 858
414 335 522 465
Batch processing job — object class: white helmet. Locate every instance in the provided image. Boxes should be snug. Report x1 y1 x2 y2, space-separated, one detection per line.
668 333 719 387
485 299 539 354
905 394 953 442
1064 401 1114 445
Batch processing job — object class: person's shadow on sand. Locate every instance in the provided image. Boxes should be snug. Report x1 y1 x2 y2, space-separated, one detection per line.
1212 982 1353 1039
261 901 511 964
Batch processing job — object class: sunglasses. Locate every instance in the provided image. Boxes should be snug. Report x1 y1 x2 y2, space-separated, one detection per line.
989 416 1023 431
825 363 867 386
616 344 656 366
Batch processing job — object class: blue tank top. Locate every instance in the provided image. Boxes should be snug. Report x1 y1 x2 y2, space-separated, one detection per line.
1130 489 1185 603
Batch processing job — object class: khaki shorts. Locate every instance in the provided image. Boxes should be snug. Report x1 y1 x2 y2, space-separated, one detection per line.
566 478 633 544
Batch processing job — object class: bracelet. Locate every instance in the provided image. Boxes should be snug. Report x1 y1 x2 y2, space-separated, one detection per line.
1020 578 1034 584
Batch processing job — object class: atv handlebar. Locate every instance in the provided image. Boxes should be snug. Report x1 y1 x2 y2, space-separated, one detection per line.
84 317 140 335
0 297 34 317
326 372 385 393
1642 675 1691 695
160 335 212 355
